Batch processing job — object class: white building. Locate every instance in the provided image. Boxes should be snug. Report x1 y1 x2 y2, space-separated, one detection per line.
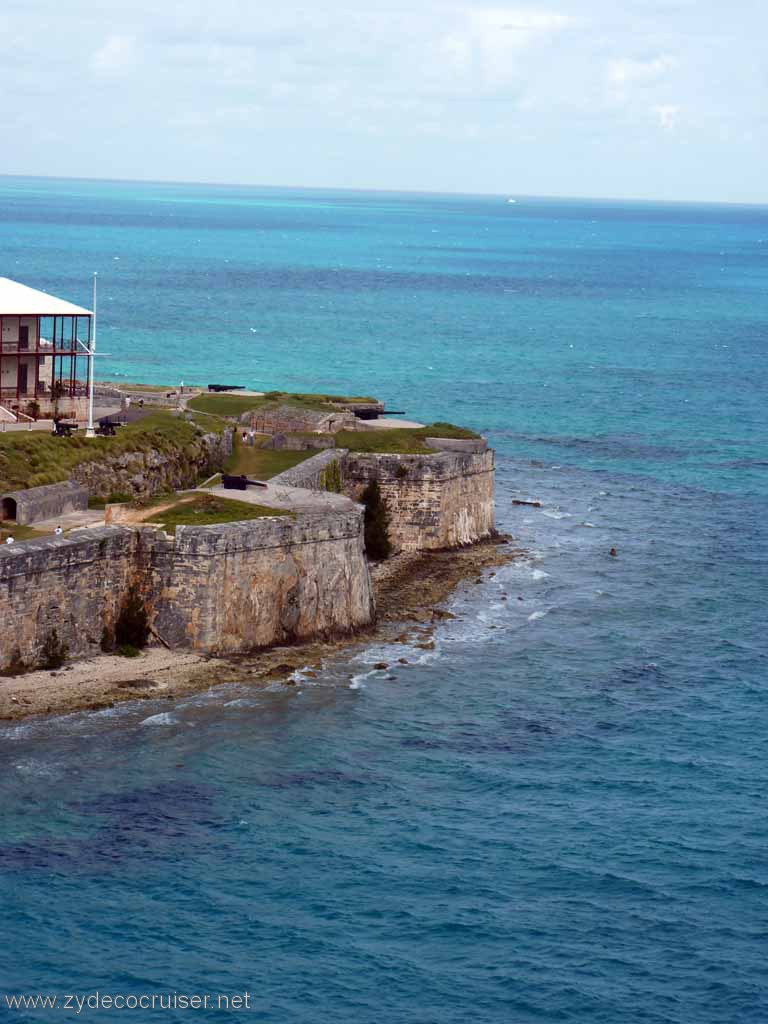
0 277 93 419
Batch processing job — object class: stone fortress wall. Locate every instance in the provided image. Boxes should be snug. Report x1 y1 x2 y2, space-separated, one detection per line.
0 510 373 671
342 449 496 551
0 481 88 526
0 404 496 672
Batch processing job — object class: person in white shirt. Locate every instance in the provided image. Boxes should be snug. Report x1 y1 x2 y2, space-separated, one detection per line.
54 525 63 536
5 536 13 544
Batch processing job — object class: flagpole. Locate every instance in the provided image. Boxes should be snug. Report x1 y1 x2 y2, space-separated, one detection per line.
85 272 97 437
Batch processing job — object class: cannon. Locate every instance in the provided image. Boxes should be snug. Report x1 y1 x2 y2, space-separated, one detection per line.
221 474 268 490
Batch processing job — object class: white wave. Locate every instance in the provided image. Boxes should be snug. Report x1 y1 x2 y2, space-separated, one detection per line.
541 509 572 519
14 758 59 777
2 723 35 741
527 610 548 622
530 568 550 580
580 522 596 528
139 711 177 727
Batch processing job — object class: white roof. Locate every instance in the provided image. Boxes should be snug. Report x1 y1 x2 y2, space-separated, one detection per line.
0 277 92 316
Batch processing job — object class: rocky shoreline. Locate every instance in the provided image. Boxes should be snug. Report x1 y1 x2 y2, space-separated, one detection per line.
0 534 520 722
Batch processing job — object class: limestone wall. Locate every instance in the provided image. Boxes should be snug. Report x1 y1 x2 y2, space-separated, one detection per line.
70 429 233 501
270 449 348 491
0 510 374 671
154 510 373 652
1 481 88 525
0 527 142 668
343 449 495 551
244 404 356 435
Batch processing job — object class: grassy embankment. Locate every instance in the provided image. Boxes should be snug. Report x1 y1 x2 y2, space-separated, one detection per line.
187 391 377 418
144 494 290 535
0 411 229 494
191 392 371 481
335 423 481 454
188 392 480 458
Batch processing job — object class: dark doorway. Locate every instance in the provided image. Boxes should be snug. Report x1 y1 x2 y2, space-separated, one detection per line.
18 364 28 395
18 325 29 350
1 497 17 521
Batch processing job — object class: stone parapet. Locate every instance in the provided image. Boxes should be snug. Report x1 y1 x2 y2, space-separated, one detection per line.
1 481 89 525
343 449 495 551
270 449 348 491
0 510 374 671
424 436 487 454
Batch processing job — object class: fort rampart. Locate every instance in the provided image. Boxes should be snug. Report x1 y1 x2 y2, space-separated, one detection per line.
0 509 373 671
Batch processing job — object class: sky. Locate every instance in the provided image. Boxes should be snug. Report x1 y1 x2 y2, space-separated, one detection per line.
0 0 766 203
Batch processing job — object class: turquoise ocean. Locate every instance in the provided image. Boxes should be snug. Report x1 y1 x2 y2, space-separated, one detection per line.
0 177 766 1022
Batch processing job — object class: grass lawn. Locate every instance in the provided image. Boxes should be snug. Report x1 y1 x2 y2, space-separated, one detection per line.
336 422 481 455
225 437 316 479
0 411 228 493
0 523 46 543
188 391 377 418
144 494 290 535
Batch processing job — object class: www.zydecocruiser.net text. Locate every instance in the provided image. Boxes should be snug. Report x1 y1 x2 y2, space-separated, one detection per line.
4 992 252 1013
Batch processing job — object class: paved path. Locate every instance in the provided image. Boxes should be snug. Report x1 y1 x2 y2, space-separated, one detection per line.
366 417 424 429
26 510 106 534
203 482 358 515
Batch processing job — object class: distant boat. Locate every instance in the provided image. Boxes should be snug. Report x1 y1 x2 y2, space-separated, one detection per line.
507 198 517 204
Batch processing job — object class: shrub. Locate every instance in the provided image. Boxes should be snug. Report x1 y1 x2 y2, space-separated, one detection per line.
319 459 343 493
361 479 391 561
38 629 68 670
116 644 141 658
0 648 29 677
114 586 150 650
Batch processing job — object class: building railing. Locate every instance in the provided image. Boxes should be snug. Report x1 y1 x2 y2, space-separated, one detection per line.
0 382 88 400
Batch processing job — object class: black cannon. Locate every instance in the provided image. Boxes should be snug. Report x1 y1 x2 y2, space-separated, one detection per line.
221 474 267 490
208 384 246 393
96 419 122 436
52 420 78 437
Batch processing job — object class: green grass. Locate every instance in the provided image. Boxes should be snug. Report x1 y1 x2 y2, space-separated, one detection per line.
336 422 481 455
0 411 228 493
187 391 378 419
101 382 175 393
0 523 45 543
144 493 290 534
225 437 316 479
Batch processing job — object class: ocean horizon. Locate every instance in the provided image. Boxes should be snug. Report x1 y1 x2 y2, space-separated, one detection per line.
1 175 766 1022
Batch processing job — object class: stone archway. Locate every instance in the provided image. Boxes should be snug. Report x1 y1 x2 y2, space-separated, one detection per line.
1 497 17 522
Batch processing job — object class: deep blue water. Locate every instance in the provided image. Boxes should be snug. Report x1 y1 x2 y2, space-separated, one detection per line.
0 178 766 1022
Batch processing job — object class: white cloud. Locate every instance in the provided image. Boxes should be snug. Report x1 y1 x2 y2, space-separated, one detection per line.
436 7 574 93
607 55 676 87
90 34 138 74
653 103 681 130
0 0 765 200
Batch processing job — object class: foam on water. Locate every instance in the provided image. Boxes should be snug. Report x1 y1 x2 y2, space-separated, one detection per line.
139 712 177 727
